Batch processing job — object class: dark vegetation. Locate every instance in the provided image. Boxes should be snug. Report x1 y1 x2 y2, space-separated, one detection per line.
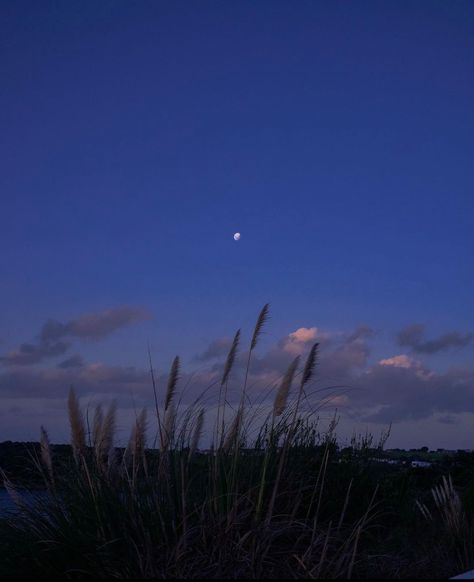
0 305 473 579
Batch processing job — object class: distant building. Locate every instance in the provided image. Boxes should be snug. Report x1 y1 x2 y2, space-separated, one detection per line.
410 460 432 468
368 457 400 465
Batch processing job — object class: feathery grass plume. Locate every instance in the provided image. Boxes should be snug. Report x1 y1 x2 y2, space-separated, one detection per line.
240 303 270 411
416 499 434 521
134 407 147 456
165 356 180 411
92 404 103 448
1 472 22 508
217 329 240 446
223 409 242 453
97 401 117 465
250 303 270 351
39 425 54 485
188 408 205 462
266 344 319 526
148 344 164 452
274 356 300 417
222 329 240 386
256 359 299 520
68 388 86 462
126 408 147 473
301 342 319 389
432 474 464 536
162 403 176 451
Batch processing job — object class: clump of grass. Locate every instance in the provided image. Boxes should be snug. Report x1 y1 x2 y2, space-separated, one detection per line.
1 305 380 579
416 474 474 571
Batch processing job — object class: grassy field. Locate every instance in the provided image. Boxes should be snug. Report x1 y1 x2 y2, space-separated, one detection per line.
1 305 473 579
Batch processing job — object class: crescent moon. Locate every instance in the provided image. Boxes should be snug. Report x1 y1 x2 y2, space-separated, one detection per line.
233 232 241 241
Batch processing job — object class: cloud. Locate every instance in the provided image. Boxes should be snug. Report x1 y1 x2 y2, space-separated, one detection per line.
2 320 474 444
0 363 151 400
1 306 151 367
40 306 151 342
397 324 473 354
437 414 456 425
350 362 474 424
282 327 320 355
195 337 233 361
379 354 416 369
57 355 84 369
0 341 70 366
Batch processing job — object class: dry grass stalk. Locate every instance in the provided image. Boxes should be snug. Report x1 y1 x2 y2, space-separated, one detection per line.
39 426 54 485
100 400 117 455
337 478 353 532
162 403 176 451
301 342 319 389
250 303 269 351
223 409 242 453
96 401 117 466
1 473 22 508
148 345 164 454
217 329 240 447
291 342 320 436
165 356 180 411
189 409 204 461
222 329 240 386
68 388 86 462
416 499 433 521
274 356 300 417
267 343 320 527
240 304 270 420
431 474 464 535
125 408 147 474
92 404 103 448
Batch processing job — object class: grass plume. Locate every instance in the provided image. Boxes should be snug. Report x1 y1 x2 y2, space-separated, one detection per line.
165 356 180 411
68 388 85 462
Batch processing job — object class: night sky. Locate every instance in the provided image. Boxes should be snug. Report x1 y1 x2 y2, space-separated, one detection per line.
1 1 473 448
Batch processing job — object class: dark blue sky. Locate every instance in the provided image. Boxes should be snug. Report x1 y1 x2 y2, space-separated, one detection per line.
1 1 473 446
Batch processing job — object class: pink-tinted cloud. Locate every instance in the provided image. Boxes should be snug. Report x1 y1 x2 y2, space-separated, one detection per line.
379 354 416 369
283 327 320 355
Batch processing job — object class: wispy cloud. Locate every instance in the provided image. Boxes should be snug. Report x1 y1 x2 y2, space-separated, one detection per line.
397 324 473 354
195 337 233 361
40 306 151 342
57 355 84 369
0 306 151 367
0 341 71 366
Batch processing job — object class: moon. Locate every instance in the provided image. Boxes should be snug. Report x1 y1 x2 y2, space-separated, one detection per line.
233 232 241 241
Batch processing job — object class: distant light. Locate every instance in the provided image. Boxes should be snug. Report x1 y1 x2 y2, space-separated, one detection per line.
233 232 241 241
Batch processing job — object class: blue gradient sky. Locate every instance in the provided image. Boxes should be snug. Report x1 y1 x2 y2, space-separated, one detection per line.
1 1 473 447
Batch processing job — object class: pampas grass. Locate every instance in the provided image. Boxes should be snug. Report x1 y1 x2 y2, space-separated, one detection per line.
222 329 240 387
39 426 54 487
217 329 241 448
250 303 270 351
188 408 204 462
1 306 384 580
96 401 116 468
165 356 180 411
124 408 148 476
273 356 300 418
92 404 103 449
68 388 85 462
223 408 242 454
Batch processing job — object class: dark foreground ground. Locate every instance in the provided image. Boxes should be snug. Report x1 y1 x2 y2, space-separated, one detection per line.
1 441 474 579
